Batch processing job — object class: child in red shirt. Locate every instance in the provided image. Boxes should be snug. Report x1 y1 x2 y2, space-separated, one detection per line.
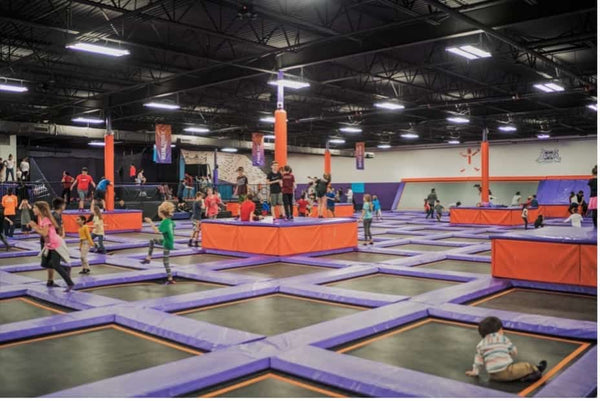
240 194 257 222
297 195 309 217
281 165 295 220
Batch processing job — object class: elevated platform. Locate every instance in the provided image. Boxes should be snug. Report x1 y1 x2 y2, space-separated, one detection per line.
226 202 355 218
491 227 597 287
450 206 540 226
62 209 143 234
201 217 358 256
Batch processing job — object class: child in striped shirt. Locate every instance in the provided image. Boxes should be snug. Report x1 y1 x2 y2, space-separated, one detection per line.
465 316 546 382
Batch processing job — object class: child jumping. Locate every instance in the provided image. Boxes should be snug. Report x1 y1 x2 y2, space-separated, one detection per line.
465 316 546 383
141 202 176 285
90 206 106 253
77 215 94 274
358 194 374 246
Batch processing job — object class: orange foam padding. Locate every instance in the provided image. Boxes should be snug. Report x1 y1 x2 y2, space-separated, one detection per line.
324 149 331 175
481 141 489 203
538 205 571 218
492 239 596 287
201 221 358 256
580 245 597 286
450 208 540 225
62 211 143 234
226 202 241 217
104 134 114 211
273 204 354 218
274 109 287 166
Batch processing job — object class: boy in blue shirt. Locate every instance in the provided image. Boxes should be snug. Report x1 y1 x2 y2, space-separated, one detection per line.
93 176 111 210
326 186 336 217
372 195 382 221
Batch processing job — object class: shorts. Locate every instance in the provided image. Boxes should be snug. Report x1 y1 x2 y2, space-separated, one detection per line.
327 205 335 212
77 190 87 200
316 191 326 198
270 192 283 205
95 190 106 200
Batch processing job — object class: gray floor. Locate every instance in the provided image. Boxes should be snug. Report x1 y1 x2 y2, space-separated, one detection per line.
316 252 404 262
327 273 459 296
223 263 331 279
0 297 70 325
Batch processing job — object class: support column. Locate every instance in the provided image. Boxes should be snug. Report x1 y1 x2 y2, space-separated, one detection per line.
481 128 489 204
104 113 115 211
274 70 287 167
324 148 331 175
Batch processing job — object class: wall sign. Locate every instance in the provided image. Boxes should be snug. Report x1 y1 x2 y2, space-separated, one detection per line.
536 148 561 163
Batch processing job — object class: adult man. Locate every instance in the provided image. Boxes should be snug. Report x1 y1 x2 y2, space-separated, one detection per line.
70 167 96 211
426 188 438 219
266 161 284 219
346 187 355 211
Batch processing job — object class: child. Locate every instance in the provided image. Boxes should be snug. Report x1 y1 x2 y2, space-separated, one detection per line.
266 161 284 219
204 188 219 219
521 204 528 230
90 206 106 253
588 165 597 228
434 200 445 222
297 194 309 217
465 316 546 383
373 195 382 221
281 165 295 220
313 173 331 218
188 192 204 247
1 188 17 237
77 215 94 274
141 202 176 285
568 191 578 214
358 194 374 246
240 194 257 222
0 207 10 251
28 201 74 291
19 198 32 233
261 199 271 216
564 211 583 227
424 198 432 219
534 214 544 229
326 185 336 217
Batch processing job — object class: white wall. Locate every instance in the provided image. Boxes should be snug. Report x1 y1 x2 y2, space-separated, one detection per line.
1 135 17 161
288 138 597 183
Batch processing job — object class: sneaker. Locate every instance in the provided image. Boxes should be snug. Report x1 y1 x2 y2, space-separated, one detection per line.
78 268 90 275
537 360 547 373
46 280 56 287
188 239 193 247
520 370 542 382
64 285 74 293
369 241 374 245
363 242 368 246
140 258 151 265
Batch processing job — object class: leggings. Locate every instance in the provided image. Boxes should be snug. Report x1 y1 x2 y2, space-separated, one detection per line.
91 233 105 251
522 217 528 230
4 216 14 237
282 193 294 218
148 238 171 277
42 249 73 286
363 218 373 241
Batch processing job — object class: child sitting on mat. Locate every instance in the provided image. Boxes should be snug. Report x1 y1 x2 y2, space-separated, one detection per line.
77 215 94 274
141 202 176 285
465 316 546 383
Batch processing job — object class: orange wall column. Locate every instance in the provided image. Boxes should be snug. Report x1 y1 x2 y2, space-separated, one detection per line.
324 148 331 174
274 109 287 166
481 139 489 203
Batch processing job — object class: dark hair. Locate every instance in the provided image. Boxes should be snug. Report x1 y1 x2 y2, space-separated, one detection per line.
52 197 65 210
456 201 462 206
82 167 88 172
431 188 435 192
516 191 520 195
283 165 292 173
478 316 503 337
77 215 87 222
532 194 537 198
246 194 253 201
593 165 597 176
6 188 13 195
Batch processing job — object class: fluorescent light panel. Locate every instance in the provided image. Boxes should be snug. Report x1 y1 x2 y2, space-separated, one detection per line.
221 147 238 153
72 117 103 124
447 139 461 144
259 116 275 123
401 133 419 139
447 117 469 123
143 102 180 110
377 143 391 149
537 134 550 139
263 134 276 140
267 79 310 89
374 102 405 110
534 83 564 93
0 83 28 93
329 138 346 144
498 125 517 132
587 104 597 111
339 127 362 133
88 141 105 147
66 42 130 57
446 45 491 60
184 127 209 133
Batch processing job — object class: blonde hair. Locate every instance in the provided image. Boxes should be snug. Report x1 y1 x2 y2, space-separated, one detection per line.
158 201 175 218
323 173 331 181
93 206 103 220
364 194 372 202
34 201 58 228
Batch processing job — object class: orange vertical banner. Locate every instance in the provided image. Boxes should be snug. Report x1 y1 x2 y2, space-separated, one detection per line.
274 109 287 166
324 149 331 174
481 141 489 203
104 134 114 211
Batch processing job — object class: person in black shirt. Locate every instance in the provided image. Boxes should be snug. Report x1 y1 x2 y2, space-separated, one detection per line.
266 161 284 219
588 165 597 228
310 173 331 218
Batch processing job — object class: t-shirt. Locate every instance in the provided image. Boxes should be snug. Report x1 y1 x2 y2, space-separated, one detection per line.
92 215 104 235
281 173 295 194
570 195 578 204
363 202 373 219
315 179 329 195
588 178 597 197
5 159 14 169
75 174 94 191
434 204 444 213
159 218 175 250
97 179 110 191
39 216 60 250
192 200 204 220
472 332 516 375
326 190 336 208
373 199 381 211
346 189 353 203
78 225 94 246
236 175 248 195
510 195 521 205
20 161 29 172
62 175 74 189
297 199 309 214
267 172 282 194
565 213 583 227
2 194 17 216
205 195 220 217
530 199 539 207
129 166 136 177
240 200 256 222
426 192 437 204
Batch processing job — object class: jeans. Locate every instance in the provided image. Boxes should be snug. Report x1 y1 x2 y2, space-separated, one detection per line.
4 216 14 237
148 238 171 278
5 168 14 181
183 186 194 199
363 218 373 241
91 233 105 251
283 193 294 218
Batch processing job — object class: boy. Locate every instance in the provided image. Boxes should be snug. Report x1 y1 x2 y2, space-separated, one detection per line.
240 194 257 222
564 211 583 227
44 197 66 285
141 202 176 285
266 161 283 219
434 200 445 222
234 167 248 200
1 188 18 237
70 167 96 211
466 316 546 382
281 165 295 220
326 185 336 217
77 215 94 274
94 176 111 210
373 195 382 221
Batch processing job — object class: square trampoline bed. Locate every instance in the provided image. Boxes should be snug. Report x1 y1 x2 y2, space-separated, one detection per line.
0 211 596 398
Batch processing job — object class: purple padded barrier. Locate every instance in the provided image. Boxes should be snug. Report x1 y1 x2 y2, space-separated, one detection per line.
203 256 280 271
279 255 353 269
509 279 597 296
535 345 597 398
378 265 485 282
536 179 590 205
44 352 270 398
201 217 356 228
490 226 597 245
26 286 124 310
293 247 358 259
71 268 173 290
445 243 491 255
446 253 494 263
280 283 407 308
0 249 39 258
411 277 511 305
281 264 376 285
176 270 263 286
128 282 279 312
428 303 597 340
266 301 429 351
399 252 447 267
0 307 116 343
0 286 28 298
390 181 405 211
113 306 264 351
204 249 265 258
272 346 514 398
0 271 38 285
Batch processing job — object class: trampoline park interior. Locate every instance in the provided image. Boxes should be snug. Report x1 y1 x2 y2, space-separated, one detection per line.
0 0 599 399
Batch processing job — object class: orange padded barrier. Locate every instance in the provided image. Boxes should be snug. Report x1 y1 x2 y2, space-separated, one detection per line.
62 211 143 234
492 239 596 287
226 202 241 217
201 221 357 256
271 204 354 218
538 204 571 218
451 208 539 225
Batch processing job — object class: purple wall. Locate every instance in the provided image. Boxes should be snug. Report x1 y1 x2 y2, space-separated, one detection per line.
536 179 591 204
295 182 400 210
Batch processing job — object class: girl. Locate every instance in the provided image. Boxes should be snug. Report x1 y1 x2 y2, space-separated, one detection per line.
77 215 94 274
281 165 295 220
204 188 219 219
521 204 528 230
314 173 331 218
90 206 106 253
234 167 248 200
588 165 597 228
373 195 382 221
19 198 32 233
568 191 578 214
189 192 204 247
141 202 176 285
28 201 74 291
358 194 374 246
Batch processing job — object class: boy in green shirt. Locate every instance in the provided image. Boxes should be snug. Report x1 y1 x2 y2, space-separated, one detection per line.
140 201 176 284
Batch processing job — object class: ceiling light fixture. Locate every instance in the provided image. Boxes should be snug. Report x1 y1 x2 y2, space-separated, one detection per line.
221 147 238 153
143 102 180 110
446 45 491 60
259 116 275 123
339 127 362 133
374 102 405 110
267 79 310 89
0 82 28 93
587 104 597 111
88 141 105 147
447 139 461 144
329 138 346 144
537 134 550 139
498 125 517 132
377 143 392 149
66 42 130 57
533 83 565 93
263 134 276 140
401 133 419 139
72 117 103 124
447 117 470 123
183 127 210 133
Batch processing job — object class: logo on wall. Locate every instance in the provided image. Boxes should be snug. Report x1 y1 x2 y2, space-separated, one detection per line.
459 147 480 173
355 142 365 170
536 148 561 163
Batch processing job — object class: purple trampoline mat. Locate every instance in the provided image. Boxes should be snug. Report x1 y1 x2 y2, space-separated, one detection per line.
0 210 595 398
